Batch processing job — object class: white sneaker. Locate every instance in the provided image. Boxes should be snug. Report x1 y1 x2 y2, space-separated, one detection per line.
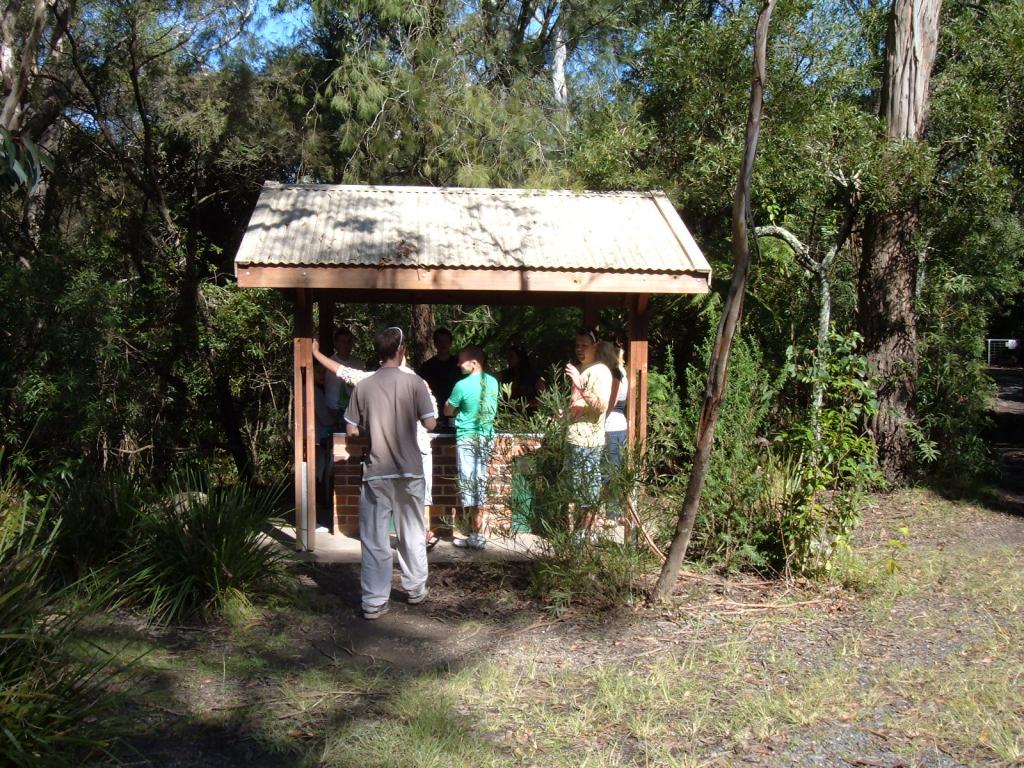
468 533 487 550
408 587 429 605
452 536 470 548
363 602 390 620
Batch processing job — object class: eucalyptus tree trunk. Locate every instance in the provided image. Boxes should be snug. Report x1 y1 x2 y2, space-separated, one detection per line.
411 303 436 363
1 0 74 244
551 21 568 107
857 0 942 481
651 0 776 602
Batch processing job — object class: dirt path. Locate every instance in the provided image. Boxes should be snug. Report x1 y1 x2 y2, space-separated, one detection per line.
989 366 1024 514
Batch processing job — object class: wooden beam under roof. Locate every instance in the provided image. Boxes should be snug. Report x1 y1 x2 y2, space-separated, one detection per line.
236 265 710 295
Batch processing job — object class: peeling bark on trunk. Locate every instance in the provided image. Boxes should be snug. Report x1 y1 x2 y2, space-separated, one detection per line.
857 0 941 481
551 21 567 106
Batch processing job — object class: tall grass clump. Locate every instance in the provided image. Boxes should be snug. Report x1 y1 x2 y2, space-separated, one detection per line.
49 468 150 583
128 471 287 623
0 463 119 766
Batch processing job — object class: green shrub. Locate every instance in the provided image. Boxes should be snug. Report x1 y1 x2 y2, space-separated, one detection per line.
49 469 150 583
495 373 652 609
917 266 998 490
645 346 690 479
0 466 118 766
127 471 287 624
671 334 776 570
768 332 884 575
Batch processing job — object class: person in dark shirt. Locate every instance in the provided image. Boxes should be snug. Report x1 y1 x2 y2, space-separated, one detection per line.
500 345 541 411
417 327 460 430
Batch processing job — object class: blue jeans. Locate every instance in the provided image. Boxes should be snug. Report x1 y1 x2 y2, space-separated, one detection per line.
456 437 492 508
566 444 603 509
603 430 627 519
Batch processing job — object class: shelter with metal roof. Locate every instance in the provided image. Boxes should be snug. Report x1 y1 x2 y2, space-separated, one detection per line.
234 182 712 550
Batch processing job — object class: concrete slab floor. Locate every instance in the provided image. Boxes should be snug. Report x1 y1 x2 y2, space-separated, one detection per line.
267 524 552 564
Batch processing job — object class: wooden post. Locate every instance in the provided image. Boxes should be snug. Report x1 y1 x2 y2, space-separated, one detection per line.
627 294 650 452
293 289 316 551
625 293 650 543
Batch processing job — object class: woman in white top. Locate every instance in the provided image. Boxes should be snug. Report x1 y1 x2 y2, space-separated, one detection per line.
598 339 628 521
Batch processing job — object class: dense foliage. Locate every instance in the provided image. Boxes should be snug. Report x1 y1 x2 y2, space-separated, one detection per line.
1 0 1021 564
0 469 117 766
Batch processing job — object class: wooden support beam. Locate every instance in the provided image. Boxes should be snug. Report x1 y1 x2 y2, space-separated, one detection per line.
625 294 650 544
293 289 316 551
292 288 623 309
627 294 650 453
237 265 711 295
292 337 304 549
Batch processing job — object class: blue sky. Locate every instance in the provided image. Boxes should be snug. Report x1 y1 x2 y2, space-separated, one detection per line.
255 0 309 46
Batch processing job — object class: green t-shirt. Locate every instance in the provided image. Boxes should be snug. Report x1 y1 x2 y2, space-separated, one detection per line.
447 372 499 440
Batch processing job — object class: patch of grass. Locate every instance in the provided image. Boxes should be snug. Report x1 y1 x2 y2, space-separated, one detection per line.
320 677 508 768
727 664 863 740
438 639 869 766
879 636 1024 765
52 486 1024 768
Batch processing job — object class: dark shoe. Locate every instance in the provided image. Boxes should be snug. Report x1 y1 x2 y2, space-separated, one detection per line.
363 602 390 620
426 532 439 551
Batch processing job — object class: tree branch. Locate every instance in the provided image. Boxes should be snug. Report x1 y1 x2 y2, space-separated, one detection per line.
753 224 817 272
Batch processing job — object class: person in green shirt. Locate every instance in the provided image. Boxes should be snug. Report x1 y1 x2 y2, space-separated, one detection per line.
445 346 499 549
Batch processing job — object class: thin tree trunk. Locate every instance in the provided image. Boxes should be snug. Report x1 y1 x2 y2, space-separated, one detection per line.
754 225 828 443
651 0 776 602
410 303 435 363
551 20 568 106
857 0 941 481
0 0 46 129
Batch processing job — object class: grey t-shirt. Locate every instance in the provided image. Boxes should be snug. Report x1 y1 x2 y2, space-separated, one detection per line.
344 367 436 480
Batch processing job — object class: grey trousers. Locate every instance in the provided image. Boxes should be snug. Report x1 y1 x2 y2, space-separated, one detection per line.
359 476 427 611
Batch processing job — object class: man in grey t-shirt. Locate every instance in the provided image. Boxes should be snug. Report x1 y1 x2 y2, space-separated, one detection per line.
344 327 437 619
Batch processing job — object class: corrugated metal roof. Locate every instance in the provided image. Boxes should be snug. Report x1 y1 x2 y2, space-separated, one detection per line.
235 183 710 276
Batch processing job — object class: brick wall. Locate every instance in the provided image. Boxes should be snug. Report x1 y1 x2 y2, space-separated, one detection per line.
331 433 541 536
